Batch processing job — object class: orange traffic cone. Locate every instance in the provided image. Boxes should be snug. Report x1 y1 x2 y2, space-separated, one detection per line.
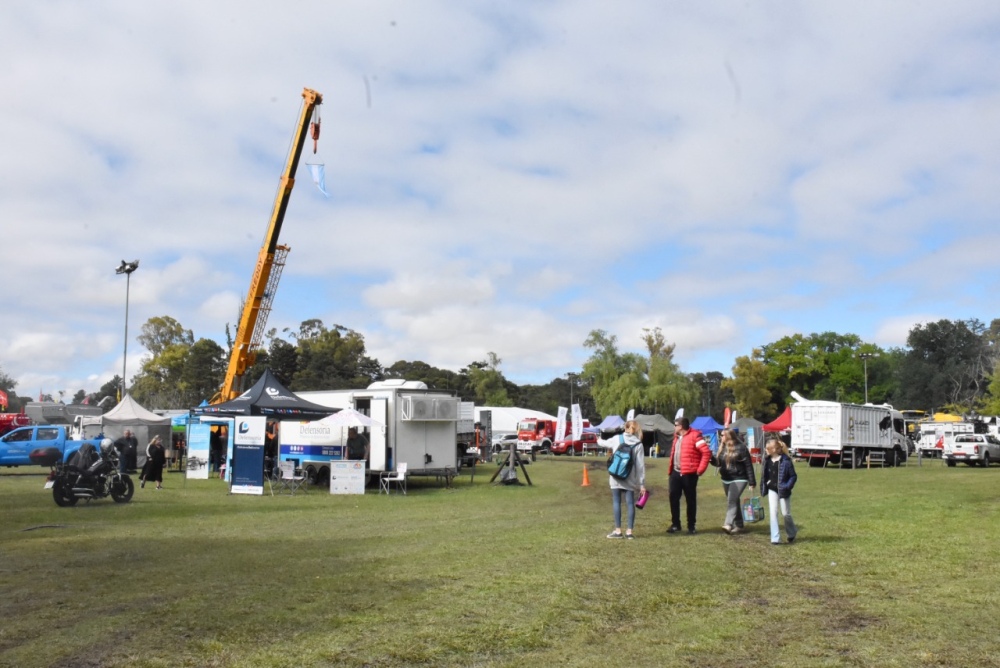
581 466 590 487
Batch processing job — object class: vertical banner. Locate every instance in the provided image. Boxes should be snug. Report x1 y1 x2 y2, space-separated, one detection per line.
555 406 568 442
231 416 266 495
186 422 211 480
571 404 583 441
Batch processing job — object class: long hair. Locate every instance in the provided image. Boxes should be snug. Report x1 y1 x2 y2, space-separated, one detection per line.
720 429 742 466
765 437 789 457
624 420 644 441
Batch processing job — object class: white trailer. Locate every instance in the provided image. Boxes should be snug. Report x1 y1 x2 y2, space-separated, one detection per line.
791 400 908 468
295 380 462 484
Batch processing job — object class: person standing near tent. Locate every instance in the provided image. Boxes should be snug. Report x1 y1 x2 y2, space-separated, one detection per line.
209 427 222 472
346 427 369 464
713 429 756 535
142 434 167 489
666 416 711 535
114 429 137 474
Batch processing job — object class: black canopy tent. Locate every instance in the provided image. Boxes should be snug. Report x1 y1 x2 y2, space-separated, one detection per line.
191 369 337 420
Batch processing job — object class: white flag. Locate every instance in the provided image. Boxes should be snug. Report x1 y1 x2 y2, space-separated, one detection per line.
306 163 330 197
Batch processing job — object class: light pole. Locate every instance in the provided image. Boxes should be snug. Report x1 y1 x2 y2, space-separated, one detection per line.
116 260 140 398
859 352 874 403
704 378 719 418
566 372 577 407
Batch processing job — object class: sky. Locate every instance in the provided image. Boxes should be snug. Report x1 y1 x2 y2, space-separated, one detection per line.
4 1 1000 401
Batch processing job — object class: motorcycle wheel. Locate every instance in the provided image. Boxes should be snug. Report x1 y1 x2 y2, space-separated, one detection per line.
52 479 78 507
111 475 134 503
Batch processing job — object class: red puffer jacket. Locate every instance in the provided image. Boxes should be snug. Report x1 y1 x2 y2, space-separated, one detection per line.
668 428 711 475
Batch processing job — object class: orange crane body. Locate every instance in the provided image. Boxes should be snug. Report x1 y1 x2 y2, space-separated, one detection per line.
214 87 323 403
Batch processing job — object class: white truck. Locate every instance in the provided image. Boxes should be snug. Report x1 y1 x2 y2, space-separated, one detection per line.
944 433 1000 467
294 380 463 485
916 421 974 459
791 400 908 468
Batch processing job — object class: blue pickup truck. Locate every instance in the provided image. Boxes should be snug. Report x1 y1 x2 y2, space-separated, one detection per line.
0 425 102 467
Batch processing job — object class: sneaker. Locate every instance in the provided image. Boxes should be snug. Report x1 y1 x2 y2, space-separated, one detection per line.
722 525 732 534
667 526 681 534
771 542 781 545
688 528 697 535
606 531 624 539
140 480 145 489
626 533 635 540
788 535 796 544
729 527 741 535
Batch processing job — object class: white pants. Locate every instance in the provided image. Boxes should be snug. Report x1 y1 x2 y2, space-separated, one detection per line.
767 490 797 543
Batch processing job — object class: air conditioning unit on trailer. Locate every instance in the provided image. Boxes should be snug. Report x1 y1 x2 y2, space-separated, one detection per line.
434 398 459 420
401 396 435 421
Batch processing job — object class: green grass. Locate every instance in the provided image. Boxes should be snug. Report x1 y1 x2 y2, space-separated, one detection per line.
1 456 998 667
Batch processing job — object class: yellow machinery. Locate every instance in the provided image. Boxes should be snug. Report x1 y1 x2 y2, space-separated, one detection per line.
214 87 323 403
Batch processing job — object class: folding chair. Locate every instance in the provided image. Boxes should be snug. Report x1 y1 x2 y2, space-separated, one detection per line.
380 462 407 495
278 460 308 495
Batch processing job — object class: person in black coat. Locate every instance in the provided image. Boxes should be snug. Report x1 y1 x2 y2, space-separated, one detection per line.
142 435 167 490
713 429 757 534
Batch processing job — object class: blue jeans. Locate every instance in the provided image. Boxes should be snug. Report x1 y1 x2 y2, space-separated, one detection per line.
767 490 797 543
612 488 636 530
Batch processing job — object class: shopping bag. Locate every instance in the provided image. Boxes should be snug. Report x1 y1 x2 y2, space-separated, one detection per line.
742 496 764 523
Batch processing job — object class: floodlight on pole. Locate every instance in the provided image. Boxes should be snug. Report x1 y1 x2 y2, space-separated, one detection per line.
859 352 875 404
115 259 140 398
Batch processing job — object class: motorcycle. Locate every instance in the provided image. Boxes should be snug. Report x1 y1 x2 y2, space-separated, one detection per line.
45 439 135 507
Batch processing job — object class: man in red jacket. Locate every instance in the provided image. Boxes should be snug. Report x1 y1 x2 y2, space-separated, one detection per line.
667 417 712 534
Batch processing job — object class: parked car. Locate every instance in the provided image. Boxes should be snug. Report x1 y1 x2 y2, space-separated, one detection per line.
551 431 599 456
491 433 518 454
945 433 1000 467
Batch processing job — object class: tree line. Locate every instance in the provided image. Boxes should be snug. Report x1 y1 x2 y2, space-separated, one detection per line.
2 316 999 423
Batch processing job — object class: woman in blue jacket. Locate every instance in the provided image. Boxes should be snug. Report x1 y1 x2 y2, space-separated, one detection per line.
761 438 798 545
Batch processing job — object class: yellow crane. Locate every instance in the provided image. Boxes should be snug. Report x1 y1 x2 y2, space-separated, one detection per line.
213 87 323 403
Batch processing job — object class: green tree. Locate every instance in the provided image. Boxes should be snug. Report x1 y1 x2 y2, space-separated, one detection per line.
179 339 227 405
137 316 194 356
895 319 988 412
291 321 381 391
466 352 513 406
724 350 775 419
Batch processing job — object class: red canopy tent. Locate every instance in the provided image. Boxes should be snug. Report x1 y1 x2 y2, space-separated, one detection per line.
762 406 791 432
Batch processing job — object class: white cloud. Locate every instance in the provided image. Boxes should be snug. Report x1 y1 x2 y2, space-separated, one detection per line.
3 1 1000 396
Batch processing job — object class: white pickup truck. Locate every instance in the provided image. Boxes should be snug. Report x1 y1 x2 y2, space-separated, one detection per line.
944 433 1000 467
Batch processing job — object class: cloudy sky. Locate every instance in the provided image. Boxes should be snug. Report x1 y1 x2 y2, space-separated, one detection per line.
4 1 1000 400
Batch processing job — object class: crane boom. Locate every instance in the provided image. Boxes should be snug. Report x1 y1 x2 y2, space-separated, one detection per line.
214 87 323 403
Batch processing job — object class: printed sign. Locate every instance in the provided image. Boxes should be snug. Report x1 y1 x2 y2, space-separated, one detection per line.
329 460 366 495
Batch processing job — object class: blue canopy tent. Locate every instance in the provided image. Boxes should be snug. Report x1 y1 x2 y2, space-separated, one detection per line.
691 416 725 454
583 415 625 434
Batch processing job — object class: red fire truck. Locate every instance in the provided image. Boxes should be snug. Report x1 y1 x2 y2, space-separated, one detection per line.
517 416 590 457
0 413 32 437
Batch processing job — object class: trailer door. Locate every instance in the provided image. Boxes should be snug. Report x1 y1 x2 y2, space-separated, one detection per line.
369 398 388 472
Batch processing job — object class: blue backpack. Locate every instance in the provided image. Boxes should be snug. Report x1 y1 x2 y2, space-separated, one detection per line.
607 436 637 481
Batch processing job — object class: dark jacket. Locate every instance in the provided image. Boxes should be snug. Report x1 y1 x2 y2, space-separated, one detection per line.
761 454 796 498
713 444 756 487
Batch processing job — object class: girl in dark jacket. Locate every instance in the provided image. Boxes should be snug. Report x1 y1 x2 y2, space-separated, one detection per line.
713 429 756 535
761 438 798 545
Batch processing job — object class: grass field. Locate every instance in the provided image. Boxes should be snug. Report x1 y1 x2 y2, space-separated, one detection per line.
1 455 998 668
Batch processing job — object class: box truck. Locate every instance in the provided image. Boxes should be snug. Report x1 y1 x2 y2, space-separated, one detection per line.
791 400 908 468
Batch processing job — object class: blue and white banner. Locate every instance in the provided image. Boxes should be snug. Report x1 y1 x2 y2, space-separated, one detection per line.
231 416 266 495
